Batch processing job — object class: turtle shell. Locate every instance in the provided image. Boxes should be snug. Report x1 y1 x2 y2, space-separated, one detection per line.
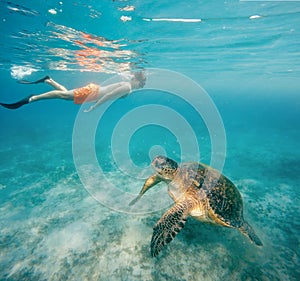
171 162 244 228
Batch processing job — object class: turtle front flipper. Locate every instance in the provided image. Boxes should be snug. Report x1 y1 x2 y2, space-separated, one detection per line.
150 200 191 257
239 221 263 246
129 174 162 206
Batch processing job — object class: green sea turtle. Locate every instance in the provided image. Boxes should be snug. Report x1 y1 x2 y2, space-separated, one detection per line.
130 155 262 257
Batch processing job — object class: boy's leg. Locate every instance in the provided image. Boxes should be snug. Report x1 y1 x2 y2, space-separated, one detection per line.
0 89 74 110
44 77 68 91
29 90 74 102
19 76 68 91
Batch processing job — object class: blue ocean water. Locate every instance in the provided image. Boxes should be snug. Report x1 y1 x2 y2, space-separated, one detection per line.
0 1 300 280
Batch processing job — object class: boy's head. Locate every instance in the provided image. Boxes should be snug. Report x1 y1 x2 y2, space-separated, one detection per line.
131 71 146 88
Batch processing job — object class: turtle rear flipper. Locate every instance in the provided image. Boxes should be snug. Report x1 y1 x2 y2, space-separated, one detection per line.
150 200 191 257
239 221 263 246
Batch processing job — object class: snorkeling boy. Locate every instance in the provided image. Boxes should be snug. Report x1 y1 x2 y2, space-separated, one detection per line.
0 72 146 112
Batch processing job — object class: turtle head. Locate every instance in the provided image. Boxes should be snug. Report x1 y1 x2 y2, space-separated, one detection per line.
152 156 178 180
128 156 178 206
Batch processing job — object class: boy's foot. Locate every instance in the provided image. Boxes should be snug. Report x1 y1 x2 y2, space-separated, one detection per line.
0 95 32 109
18 76 50 84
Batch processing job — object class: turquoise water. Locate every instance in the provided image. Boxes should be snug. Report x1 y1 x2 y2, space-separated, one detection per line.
1 1 300 280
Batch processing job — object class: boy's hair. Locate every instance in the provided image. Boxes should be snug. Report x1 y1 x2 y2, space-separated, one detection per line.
132 71 146 82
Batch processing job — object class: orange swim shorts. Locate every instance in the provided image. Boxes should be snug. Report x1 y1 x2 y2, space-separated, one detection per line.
73 83 100 104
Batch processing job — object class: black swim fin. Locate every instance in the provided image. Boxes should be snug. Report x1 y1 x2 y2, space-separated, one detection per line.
18 75 50 84
0 95 32 109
